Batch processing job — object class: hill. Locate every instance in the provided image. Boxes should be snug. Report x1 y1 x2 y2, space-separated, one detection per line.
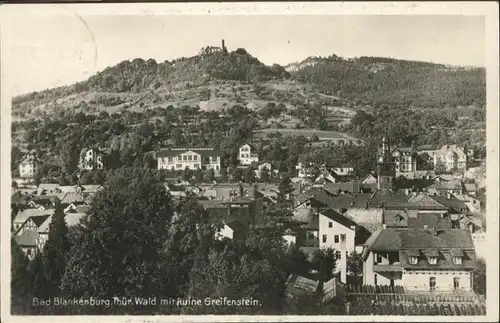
289 55 486 109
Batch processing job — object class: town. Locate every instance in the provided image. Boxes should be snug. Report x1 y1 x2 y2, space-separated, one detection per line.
9 38 487 316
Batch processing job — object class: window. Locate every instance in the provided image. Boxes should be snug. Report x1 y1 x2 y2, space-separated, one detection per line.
168 157 173 163
340 234 346 242
334 235 339 243
26 249 32 256
453 277 460 290
183 155 187 161
244 189 249 197
188 155 192 161
409 257 418 265
335 250 341 260
429 277 436 291
374 274 378 286
176 164 182 169
428 257 438 265
328 222 333 228
453 256 462 265
193 155 198 161
308 232 315 240
193 164 199 169
376 254 382 264
322 235 327 243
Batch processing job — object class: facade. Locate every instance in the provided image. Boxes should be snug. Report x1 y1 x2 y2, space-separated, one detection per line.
433 145 468 172
19 154 38 178
78 147 104 171
377 137 396 191
318 209 357 254
391 147 417 173
157 147 221 174
238 143 259 165
362 224 477 292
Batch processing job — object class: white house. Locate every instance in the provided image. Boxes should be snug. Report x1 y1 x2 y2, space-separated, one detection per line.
157 147 221 174
238 143 259 166
78 147 104 171
19 154 38 179
362 226 477 291
433 145 468 172
332 164 355 177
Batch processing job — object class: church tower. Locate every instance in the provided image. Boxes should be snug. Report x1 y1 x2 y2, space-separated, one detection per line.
377 137 396 191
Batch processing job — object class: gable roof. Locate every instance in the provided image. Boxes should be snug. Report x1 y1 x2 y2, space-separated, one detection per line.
407 213 452 231
156 147 220 158
320 208 358 230
60 192 85 205
28 215 51 227
14 208 55 224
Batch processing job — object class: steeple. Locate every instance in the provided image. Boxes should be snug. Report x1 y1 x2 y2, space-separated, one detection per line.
377 137 396 191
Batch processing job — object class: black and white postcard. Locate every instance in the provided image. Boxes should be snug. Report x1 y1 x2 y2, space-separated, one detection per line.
1 2 498 322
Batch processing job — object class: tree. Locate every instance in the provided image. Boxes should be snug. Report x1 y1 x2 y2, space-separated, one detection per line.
278 175 293 204
473 258 486 295
61 169 175 314
42 202 70 297
243 167 256 183
11 239 32 314
346 251 363 277
259 166 270 182
311 248 337 282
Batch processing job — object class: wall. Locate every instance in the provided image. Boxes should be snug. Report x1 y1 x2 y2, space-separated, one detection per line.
472 233 486 260
403 269 472 292
318 213 355 252
344 208 383 233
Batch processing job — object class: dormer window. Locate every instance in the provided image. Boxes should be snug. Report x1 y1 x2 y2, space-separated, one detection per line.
428 257 438 265
409 257 418 265
453 256 462 265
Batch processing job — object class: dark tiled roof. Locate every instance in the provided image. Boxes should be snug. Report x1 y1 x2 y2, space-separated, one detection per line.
407 213 452 231
430 196 469 214
323 182 361 194
320 208 358 230
29 215 51 227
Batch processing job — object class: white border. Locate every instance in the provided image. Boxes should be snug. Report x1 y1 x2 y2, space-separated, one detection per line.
1 2 499 323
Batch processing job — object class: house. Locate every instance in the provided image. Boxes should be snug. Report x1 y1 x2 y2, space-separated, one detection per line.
37 183 60 195
78 147 104 171
255 162 277 179
13 231 38 260
453 194 481 213
238 143 259 165
14 215 51 236
28 195 59 209
19 154 38 178
202 183 262 201
318 209 360 253
13 208 55 232
425 179 464 196
156 147 221 174
215 220 247 241
59 192 86 206
332 164 355 176
391 147 417 173
362 226 477 291
429 196 469 216
362 172 377 185
433 145 468 172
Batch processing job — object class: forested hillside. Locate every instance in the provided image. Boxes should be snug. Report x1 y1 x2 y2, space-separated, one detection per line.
290 55 486 108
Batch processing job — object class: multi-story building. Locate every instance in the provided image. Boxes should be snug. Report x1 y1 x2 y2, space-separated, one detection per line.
362 217 477 291
433 145 468 172
238 143 259 165
391 147 418 173
19 154 38 178
157 147 221 174
78 147 104 171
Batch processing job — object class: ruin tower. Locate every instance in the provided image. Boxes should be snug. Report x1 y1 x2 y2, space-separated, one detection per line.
377 137 396 191
221 39 228 53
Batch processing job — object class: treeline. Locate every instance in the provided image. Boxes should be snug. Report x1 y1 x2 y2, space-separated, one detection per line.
291 56 486 108
11 168 345 315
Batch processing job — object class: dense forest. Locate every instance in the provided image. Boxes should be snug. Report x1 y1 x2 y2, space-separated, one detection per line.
291 55 486 108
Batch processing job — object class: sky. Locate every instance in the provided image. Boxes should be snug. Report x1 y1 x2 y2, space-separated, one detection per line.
4 9 486 96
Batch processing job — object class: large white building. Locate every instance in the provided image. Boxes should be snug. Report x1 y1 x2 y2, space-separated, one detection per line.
362 225 477 291
157 147 221 174
238 143 259 166
19 154 38 178
433 145 468 172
